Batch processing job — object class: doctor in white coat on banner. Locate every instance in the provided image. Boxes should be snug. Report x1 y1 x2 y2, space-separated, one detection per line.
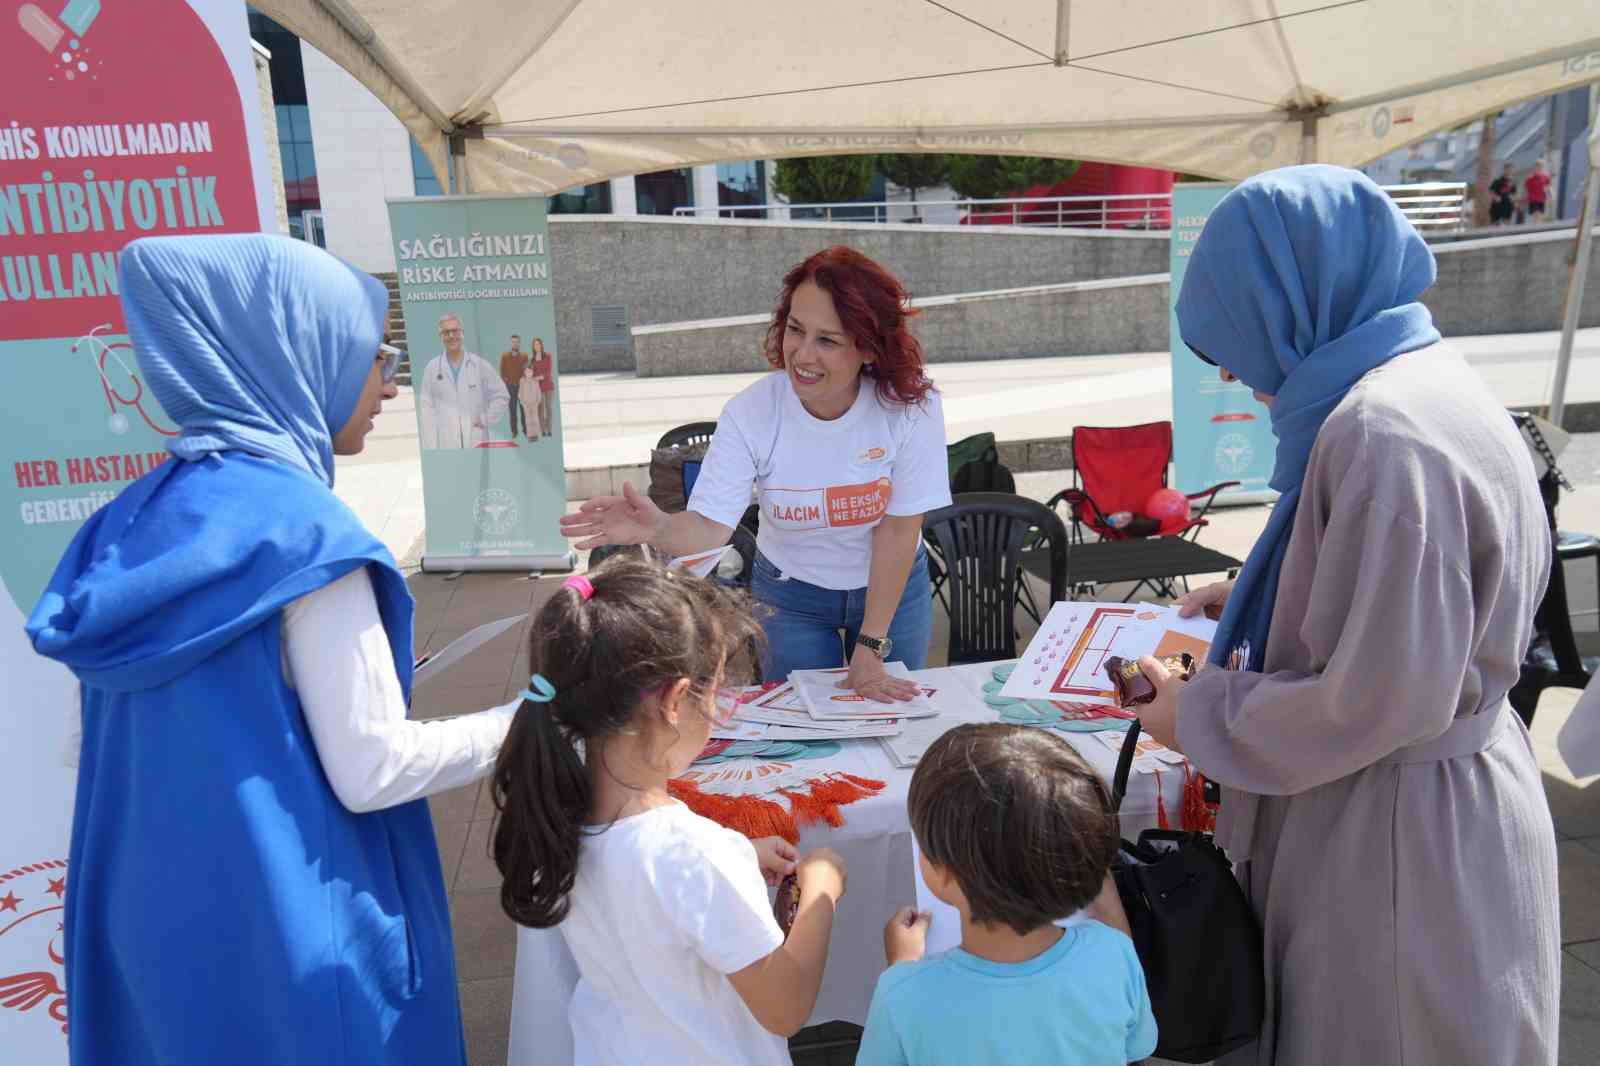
418 312 507 449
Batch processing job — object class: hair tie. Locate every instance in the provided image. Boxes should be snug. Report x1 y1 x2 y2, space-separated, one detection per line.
521 673 556 703
562 575 594 601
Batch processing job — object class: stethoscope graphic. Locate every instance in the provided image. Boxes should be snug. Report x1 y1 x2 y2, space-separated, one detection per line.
72 323 177 436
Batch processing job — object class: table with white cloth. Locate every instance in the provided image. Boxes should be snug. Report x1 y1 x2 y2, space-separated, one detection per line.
506 662 1185 1066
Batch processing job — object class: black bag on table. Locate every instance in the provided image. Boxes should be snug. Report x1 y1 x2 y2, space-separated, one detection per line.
1110 719 1263 1063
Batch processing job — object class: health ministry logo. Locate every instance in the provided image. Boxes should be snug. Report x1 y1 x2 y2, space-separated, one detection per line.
0 859 70 1039
474 488 518 535
1214 432 1254 476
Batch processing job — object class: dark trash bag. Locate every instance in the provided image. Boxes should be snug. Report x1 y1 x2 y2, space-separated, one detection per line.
1110 719 1263 1063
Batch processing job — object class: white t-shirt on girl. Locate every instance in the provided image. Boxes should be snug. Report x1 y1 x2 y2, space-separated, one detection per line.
559 801 790 1066
688 372 951 590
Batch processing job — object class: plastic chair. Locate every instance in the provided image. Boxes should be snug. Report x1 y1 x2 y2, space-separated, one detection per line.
657 421 718 450
1047 422 1236 545
922 494 1068 665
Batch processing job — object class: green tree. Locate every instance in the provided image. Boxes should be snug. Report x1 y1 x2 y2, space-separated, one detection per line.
771 156 876 213
944 155 1080 200
873 153 953 216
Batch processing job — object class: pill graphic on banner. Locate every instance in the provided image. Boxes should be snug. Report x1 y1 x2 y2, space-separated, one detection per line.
18 3 66 51
57 0 101 36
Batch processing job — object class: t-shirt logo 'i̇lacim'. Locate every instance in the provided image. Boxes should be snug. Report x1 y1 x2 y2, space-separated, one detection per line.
764 477 891 531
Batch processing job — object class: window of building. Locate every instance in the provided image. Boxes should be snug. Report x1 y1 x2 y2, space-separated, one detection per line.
635 168 693 215
410 137 449 196
717 160 767 218
249 11 320 240
549 183 613 214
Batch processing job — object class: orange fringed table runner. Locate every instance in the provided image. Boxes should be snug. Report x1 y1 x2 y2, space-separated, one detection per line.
668 771 886 844
1147 764 1217 834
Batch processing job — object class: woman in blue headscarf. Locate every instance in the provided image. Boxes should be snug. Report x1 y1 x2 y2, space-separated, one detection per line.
27 235 515 1066
1136 167 1559 1066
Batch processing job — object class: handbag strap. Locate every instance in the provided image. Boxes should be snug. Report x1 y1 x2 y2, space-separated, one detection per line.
1111 716 1142 815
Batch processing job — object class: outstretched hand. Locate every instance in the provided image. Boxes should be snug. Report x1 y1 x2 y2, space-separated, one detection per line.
558 482 665 550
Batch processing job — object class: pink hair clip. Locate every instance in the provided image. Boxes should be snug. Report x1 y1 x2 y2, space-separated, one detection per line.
562 574 595 601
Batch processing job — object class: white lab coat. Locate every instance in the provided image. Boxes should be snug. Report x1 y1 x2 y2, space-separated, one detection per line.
417 351 508 449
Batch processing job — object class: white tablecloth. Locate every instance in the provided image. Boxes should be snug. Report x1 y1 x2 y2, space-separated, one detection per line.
505 663 1183 1066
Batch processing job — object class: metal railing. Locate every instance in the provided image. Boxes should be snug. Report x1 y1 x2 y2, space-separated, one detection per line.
671 182 1472 232
1378 182 1469 230
673 192 1171 229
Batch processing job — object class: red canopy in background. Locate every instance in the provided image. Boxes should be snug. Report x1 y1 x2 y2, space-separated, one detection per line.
964 163 1174 229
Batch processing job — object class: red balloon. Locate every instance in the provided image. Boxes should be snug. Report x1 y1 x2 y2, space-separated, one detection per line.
1145 488 1190 533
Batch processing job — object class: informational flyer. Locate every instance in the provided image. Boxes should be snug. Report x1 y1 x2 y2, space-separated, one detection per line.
998 602 1215 706
0 2 275 1058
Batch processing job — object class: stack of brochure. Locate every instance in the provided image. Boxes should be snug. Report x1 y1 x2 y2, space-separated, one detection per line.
724 681 904 741
789 664 940 720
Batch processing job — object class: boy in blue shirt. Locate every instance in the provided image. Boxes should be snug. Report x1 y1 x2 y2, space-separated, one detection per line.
857 724 1157 1065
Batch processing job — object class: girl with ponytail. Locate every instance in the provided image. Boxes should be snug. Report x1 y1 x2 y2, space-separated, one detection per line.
492 559 848 1064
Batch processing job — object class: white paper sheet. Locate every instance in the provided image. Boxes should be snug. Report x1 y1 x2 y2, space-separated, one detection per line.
999 602 1215 705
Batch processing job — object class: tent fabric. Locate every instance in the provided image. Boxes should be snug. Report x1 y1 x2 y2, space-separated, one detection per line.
256 1 1600 194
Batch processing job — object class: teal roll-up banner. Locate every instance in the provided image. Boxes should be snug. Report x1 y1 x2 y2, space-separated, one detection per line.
1169 183 1277 503
387 194 575 571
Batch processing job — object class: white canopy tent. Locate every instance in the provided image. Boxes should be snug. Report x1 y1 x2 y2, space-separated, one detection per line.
257 0 1600 195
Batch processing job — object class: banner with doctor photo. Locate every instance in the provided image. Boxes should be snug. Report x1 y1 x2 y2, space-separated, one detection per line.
0 0 275 1057
387 195 575 571
1168 182 1277 504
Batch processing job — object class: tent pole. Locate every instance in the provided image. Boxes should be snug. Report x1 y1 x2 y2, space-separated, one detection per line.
1550 87 1600 429
1054 0 1071 65
1299 113 1318 164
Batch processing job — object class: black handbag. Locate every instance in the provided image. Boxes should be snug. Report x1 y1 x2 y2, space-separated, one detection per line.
1110 719 1264 1063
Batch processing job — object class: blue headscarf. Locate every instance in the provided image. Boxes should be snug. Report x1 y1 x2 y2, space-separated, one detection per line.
119 234 388 486
1176 165 1441 670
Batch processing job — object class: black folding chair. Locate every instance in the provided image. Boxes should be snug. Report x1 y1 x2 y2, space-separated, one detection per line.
922 494 1068 665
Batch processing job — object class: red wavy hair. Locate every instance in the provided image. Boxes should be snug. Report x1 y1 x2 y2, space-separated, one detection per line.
764 246 932 407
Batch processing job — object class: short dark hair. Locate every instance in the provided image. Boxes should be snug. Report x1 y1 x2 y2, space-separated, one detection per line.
909 724 1119 935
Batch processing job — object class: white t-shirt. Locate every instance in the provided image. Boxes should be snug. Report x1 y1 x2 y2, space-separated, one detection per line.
688 372 951 590
559 802 789 1066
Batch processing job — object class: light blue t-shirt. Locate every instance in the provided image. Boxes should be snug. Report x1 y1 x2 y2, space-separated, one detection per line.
855 920 1157 1066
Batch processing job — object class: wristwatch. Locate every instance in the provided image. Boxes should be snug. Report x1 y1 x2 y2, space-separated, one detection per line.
857 634 893 660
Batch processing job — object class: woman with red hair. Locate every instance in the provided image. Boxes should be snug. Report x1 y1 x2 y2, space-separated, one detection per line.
561 246 949 699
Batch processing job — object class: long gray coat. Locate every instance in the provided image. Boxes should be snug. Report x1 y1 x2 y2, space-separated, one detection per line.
1179 345 1561 1066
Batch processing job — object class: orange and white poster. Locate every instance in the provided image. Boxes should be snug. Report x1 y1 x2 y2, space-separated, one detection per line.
998 602 1216 706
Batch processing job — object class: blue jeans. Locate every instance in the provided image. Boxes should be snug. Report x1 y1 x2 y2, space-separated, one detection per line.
752 550 933 681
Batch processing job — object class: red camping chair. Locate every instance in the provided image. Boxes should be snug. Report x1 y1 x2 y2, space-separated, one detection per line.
1047 422 1237 545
